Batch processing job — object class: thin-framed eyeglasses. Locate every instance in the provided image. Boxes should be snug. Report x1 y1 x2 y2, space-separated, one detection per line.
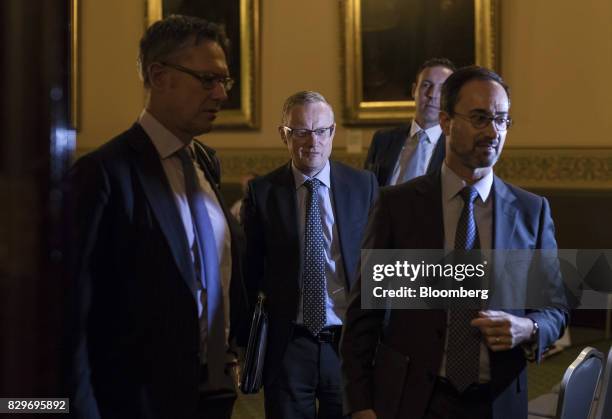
453 112 513 131
160 62 235 91
281 125 335 139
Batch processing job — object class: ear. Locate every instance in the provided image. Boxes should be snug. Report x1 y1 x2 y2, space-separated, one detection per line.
439 111 451 136
329 123 337 141
411 82 417 99
148 62 169 90
278 126 288 145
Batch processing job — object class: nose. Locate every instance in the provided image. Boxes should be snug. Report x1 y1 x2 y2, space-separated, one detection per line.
425 84 434 98
431 84 442 101
210 81 228 101
483 118 500 138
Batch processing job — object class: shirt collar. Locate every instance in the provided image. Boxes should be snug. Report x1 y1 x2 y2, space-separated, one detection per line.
410 120 442 145
291 160 331 190
138 109 189 159
441 162 493 204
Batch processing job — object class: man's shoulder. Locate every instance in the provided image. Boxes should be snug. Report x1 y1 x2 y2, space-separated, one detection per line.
372 124 410 143
249 162 291 190
384 171 437 195
495 176 546 208
79 123 145 164
330 160 375 183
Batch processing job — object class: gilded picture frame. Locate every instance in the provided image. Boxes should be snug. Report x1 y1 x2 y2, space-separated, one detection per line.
342 0 498 125
70 0 80 130
147 0 260 129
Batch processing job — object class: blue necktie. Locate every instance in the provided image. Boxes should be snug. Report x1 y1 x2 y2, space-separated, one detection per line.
446 186 481 392
177 147 226 387
302 178 326 336
397 130 429 184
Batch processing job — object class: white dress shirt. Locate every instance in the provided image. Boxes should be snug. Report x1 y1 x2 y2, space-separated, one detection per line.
138 109 232 363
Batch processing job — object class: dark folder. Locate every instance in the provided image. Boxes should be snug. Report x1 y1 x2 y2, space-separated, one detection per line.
240 293 268 394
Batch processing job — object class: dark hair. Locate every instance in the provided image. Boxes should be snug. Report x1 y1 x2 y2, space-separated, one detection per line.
440 66 510 115
415 57 456 81
138 15 229 87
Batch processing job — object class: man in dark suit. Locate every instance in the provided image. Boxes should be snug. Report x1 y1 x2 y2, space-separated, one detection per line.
364 58 455 186
69 16 245 419
241 91 378 419
341 67 568 419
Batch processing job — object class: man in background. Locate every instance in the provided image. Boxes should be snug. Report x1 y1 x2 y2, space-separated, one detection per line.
364 58 455 186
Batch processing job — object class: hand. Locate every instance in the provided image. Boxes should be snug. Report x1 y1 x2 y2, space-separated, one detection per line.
470 310 534 351
352 409 377 419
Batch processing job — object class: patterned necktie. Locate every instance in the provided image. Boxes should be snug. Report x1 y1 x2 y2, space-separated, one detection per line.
302 178 327 336
395 130 429 184
446 186 481 392
177 147 226 387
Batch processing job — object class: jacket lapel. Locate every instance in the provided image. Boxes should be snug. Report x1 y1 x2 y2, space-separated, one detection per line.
382 127 409 185
272 164 302 286
329 162 353 290
128 124 198 298
493 176 519 250
426 133 446 175
415 171 445 249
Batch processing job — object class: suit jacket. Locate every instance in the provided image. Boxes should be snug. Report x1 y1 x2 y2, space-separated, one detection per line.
68 123 247 419
240 161 378 385
364 125 446 186
340 170 568 419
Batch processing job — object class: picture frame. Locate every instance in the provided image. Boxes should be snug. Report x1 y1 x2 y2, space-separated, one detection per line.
70 0 80 130
147 0 260 129
342 0 498 125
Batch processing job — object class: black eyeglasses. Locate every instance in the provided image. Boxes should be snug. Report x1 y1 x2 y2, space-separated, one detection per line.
281 125 335 139
160 62 235 92
453 112 513 131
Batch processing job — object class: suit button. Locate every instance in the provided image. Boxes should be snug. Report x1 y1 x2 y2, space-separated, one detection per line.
436 329 443 339
426 372 434 382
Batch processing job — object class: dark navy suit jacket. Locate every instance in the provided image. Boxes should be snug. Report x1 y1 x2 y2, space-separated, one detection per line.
340 170 568 419
240 161 378 386
364 125 446 186
69 123 246 419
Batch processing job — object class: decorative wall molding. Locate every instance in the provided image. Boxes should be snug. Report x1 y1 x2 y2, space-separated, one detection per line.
216 148 612 189
75 146 612 189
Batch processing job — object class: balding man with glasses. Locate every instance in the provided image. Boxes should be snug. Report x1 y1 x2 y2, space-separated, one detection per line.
241 91 378 419
69 15 247 419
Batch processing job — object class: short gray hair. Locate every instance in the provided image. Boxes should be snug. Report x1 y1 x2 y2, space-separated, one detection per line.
280 91 334 125
137 15 229 87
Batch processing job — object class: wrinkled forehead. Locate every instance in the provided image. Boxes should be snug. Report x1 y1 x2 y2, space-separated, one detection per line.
456 80 510 113
287 102 335 126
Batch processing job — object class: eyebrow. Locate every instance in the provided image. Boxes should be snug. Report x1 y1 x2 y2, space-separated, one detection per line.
470 108 509 115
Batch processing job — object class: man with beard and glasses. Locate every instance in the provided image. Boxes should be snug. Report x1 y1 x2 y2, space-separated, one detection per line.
364 58 455 186
341 66 568 419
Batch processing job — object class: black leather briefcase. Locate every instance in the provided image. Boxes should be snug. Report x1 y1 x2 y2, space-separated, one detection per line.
240 293 268 394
